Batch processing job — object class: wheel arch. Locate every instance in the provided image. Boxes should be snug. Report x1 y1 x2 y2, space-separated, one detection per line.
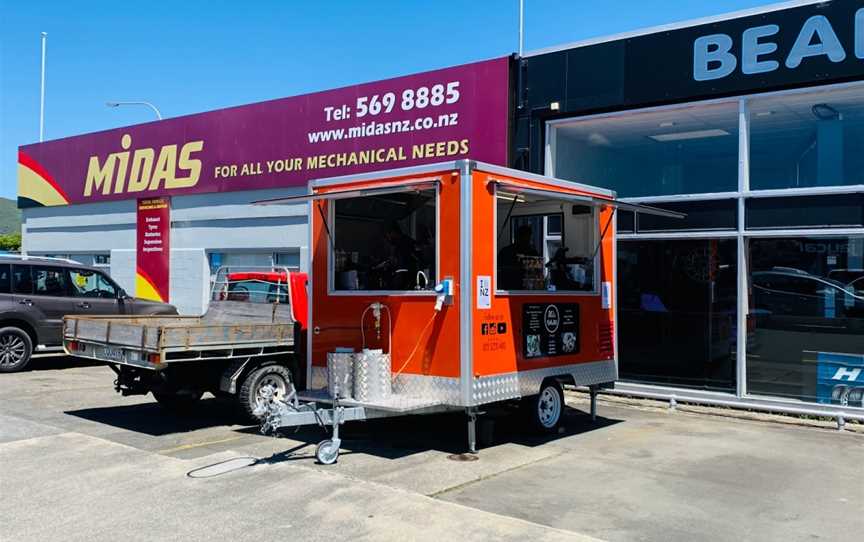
0 318 39 346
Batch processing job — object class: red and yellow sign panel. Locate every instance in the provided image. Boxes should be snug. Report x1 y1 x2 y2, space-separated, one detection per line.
136 197 170 302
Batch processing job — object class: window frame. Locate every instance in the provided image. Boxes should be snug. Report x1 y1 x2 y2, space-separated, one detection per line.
493 183 602 297
327 184 441 297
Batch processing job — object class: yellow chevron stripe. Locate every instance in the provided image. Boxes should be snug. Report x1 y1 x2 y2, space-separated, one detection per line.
18 164 68 207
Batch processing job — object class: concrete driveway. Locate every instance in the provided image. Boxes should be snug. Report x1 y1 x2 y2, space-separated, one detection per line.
1 356 861 541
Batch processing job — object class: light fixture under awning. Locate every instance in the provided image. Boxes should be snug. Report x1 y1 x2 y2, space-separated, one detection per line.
254 178 440 205
489 180 686 219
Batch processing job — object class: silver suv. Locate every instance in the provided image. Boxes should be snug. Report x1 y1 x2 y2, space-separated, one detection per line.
0 255 177 372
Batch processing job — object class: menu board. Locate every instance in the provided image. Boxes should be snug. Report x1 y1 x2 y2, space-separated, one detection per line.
522 303 580 359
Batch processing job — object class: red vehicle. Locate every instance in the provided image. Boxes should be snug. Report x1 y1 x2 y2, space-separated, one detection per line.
64 267 307 421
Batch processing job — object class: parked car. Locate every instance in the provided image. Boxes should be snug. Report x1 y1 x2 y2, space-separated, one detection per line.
827 269 864 288
751 268 864 327
0 255 177 372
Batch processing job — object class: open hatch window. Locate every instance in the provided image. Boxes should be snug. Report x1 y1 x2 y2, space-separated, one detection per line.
331 188 437 292
496 190 598 293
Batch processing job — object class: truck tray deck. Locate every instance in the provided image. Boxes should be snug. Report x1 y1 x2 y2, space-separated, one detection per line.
64 301 296 368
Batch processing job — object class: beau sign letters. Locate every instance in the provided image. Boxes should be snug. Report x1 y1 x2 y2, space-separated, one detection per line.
694 10 864 82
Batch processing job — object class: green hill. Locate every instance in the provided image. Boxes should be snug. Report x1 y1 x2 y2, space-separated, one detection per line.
0 198 22 235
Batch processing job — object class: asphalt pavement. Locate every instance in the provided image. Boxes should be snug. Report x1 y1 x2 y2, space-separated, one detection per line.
1 355 861 541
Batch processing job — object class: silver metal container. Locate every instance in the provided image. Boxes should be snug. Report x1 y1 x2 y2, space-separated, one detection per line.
327 351 355 399
353 349 392 403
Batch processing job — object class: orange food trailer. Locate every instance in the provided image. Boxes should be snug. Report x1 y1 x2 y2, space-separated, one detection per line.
255 160 682 464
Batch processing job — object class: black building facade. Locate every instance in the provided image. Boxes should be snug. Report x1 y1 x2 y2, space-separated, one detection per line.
511 0 864 415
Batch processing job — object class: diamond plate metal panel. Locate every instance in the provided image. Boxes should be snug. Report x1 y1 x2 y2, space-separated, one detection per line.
472 360 617 406
393 373 462 405
353 352 392 403
311 366 328 389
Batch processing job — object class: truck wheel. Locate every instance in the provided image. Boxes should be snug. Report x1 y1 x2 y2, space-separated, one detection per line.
0 327 34 373
238 364 293 423
524 379 564 433
153 390 203 413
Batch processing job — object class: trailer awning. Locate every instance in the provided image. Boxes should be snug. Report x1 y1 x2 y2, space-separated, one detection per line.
489 180 686 219
254 178 440 205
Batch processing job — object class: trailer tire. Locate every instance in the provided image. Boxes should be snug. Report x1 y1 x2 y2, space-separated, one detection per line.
524 379 564 433
0 326 33 373
238 364 293 423
315 439 340 465
153 390 203 413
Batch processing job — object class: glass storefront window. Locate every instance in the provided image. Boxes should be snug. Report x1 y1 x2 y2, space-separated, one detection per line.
552 102 739 197
747 236 864 407
333 190 437 291
750 86 864 190
618 239 738 392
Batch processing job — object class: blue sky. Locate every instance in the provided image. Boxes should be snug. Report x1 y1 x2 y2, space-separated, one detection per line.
1 0 781 200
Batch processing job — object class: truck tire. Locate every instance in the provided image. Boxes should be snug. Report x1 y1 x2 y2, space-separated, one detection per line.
153 390 203 413
0 326 34 373
523 379 564 433
237 364 293 423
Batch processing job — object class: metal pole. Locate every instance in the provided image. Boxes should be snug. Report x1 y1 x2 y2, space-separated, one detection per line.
39 32 47 142
518 0 524 56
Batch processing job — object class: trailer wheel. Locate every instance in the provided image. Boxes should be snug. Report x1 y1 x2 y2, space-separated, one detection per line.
238 364 293 423
153 389 203 413
525 380 564 433
315 439 340 465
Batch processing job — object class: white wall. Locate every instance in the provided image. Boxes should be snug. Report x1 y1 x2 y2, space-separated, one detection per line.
24 186 310 316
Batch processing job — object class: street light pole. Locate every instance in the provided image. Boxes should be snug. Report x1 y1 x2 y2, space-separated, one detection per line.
105 101 163 120
39 32 47 142
518 0 524 57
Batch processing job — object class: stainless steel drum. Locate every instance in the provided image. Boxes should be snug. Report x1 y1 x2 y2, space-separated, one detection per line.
327 351 355 399
353 349 392 402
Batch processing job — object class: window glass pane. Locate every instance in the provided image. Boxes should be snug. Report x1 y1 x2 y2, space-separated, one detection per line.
745 194 864 230
69 269 117 298
12 266 32 294
617 211 635 233
546 214 563 236
637 199 738 232
750 86 864 190
747 236 864 406
32 266 69 297
226 274 287 303
497 194 595 292
618 239 737 392
274 252 300 268
553 102 739 197
333 189 436 291
0 264 10 294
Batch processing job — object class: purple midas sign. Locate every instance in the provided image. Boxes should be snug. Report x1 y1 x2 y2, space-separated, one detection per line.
18 57 510 207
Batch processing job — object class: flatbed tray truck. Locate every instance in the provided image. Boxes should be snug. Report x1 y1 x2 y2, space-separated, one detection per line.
63 268 307 420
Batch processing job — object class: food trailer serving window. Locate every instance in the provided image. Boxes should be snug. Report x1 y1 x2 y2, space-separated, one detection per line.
332 188 437 292
496 188 598 293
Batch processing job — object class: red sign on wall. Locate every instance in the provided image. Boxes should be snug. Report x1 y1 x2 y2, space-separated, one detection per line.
136 197 170 302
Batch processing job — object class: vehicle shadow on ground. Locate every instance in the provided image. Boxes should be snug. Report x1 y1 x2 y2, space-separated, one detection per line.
30 354 104 371
65 397 242 436
241 404 623 461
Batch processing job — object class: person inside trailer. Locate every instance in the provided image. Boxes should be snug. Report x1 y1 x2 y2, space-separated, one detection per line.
497 224 540 290
377 221 420 290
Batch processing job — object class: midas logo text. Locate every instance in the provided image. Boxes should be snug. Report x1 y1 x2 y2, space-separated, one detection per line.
84 134 204 197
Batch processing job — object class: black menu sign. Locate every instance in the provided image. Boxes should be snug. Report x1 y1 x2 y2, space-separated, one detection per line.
522 303 580 359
